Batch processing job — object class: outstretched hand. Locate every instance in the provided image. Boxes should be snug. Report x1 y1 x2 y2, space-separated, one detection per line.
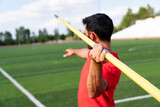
63 49 75 58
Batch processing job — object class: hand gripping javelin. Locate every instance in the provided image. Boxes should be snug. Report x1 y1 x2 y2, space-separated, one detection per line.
55 15 160 102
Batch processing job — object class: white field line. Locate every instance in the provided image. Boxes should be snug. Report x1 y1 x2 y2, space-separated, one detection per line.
0 67 45 107
128 45 155 52
115 94 152 104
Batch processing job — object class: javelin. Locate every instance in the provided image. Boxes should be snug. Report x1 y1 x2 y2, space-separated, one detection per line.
55 15 160 102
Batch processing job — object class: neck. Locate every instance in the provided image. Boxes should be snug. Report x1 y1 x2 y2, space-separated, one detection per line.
100 41 112 52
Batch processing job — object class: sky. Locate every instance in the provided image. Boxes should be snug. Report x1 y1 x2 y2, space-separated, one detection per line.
0 0 160 38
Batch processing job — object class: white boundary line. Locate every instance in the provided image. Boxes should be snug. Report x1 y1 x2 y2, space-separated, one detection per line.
0 67 153 105
115 94 152 104
0 67 45 107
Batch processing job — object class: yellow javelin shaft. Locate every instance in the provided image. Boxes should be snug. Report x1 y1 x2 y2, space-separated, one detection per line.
55 15 160 102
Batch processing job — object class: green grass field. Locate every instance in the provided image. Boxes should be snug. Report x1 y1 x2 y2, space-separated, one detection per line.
0 39 160 107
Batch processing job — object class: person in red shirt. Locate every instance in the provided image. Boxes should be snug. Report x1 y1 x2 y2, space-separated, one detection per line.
63 13 121 107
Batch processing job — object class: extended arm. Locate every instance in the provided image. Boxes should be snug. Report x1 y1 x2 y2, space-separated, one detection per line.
87 44 108 98
63 48 89 59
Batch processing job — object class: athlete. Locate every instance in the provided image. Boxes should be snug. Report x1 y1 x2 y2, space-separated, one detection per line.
63 13 121 107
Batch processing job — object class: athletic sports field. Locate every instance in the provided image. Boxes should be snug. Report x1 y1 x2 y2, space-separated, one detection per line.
0 39 160 107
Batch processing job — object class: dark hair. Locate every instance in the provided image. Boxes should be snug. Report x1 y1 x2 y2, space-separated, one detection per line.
82 13 113 42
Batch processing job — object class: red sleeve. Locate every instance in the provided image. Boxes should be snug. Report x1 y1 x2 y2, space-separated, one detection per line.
87 50 91 59
102 53 121 90
104 65 121 89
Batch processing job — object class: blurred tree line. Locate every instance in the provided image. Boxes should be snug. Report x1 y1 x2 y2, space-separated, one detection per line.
113 5 157 33
0 5 159 45
0 26 77 45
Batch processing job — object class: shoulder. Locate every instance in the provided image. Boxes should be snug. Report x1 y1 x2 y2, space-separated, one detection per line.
110 52 120 60
102 52 121 88
103 52 120 69
102 52 121 77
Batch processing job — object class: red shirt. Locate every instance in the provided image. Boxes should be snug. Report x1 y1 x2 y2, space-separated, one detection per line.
78 51 121 107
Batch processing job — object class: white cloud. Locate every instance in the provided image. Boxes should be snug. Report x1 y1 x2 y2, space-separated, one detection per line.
40 19 60 34
1 0 158 39
0 0 98 38
154 6 160 13
101 6 139 26
65 0 94 5
41 14 87 35
102 7 127 17
101 7 127 26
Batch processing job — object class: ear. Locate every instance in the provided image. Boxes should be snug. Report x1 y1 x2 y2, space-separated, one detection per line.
89 32 97 41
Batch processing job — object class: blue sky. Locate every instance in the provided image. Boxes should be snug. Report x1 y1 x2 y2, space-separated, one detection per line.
0 0 160 38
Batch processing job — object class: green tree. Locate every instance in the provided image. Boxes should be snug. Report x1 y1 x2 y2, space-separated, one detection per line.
0 32 4 45
54 28 60 41
147 5 154 17
114 5 155 33
4 31 12 40
117 8 135 30
16 26 31 44
65 22 74 40
38 28 49 43
16 26 24 44
48 34 54 41
24 29 31 43
31 32 36 43
67 28 74 37
135 5 154 19
0 32 4 41
60 34 66 40
4 31 14 45
38 30 45 42
43 28 48 36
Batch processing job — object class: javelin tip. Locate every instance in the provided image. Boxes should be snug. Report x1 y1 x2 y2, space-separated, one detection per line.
54 14 58 18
